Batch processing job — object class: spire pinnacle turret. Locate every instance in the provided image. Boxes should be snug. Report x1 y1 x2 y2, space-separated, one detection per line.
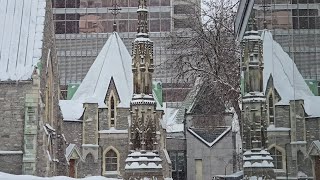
137 0 149 37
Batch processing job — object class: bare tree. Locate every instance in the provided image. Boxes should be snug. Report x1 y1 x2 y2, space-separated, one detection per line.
167 0 241 121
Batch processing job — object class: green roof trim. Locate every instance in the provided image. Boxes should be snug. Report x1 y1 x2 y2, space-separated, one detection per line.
67 83 80 100
305 79 319 96
152 81 163 106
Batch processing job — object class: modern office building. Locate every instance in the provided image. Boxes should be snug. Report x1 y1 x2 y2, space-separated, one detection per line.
235 0 320 82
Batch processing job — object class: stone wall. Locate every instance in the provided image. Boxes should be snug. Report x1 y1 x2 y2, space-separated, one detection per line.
0 154 23 175
99 134 128 178
63 121 83 147
36 0 66 176
274 105 290 128
0 82 32 174
305 117 320 144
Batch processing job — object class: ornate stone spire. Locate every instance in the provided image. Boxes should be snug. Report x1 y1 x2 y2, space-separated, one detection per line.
132 0 154 95
136 0 149 37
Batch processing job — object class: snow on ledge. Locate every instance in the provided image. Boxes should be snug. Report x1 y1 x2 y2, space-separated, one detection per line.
99 128 128 134
0 172 121 179
125 162 162 169
82 144 99 148
0 151 23 155
188 127 231 147
267 125 291 132
243 160 274 168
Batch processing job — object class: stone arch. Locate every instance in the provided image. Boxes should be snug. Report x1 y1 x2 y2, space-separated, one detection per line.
80 153 97 177
268 144 286 170
103 146 120 175
85 153 94 163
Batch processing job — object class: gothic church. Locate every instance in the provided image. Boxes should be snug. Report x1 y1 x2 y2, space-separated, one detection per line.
241 27 320 179
59 0 172 179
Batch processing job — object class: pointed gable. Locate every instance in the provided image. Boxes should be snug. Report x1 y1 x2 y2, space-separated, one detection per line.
262 30 320 117
72 32 133 108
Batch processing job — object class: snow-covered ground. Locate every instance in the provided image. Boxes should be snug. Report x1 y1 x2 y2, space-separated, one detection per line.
0 172 120 180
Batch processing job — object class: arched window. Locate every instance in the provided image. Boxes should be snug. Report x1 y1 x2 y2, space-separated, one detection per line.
270 147 283 169
105 149 118 172
268 93 274 124
110 96 115 127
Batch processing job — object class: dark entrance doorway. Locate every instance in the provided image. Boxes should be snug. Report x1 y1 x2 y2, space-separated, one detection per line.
315 156 320 180
69 159 76 178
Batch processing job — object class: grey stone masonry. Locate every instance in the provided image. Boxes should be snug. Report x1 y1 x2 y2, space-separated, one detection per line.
63 121 83 148
0 81 32 175
83 103 99 145
0 82 31 152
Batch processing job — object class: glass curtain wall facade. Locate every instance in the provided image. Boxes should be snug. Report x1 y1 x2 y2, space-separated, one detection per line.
252 0 320 80
53 0 172 85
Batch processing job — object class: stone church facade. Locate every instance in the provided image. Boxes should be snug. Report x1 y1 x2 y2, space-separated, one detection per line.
0 0 66 176
241 28 320 179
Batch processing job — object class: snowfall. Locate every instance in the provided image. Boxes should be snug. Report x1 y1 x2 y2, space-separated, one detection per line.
0 172 120 180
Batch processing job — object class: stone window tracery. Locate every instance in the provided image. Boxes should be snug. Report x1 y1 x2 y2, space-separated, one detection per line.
268 92 275 124
110 96 115 126
105 149 118 172
108 92 117 128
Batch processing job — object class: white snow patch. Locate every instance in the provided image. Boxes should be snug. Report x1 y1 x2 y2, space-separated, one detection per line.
243 160 274 168
125 162 162 169
82 144 99 148
99 127 128 134
0 151 23 155
125 157 161 162
164 108 183 133
59 100 84 121
267 125 291 132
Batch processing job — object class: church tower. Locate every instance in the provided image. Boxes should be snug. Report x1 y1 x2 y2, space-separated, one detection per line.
241 22 276 179
124 0 170 179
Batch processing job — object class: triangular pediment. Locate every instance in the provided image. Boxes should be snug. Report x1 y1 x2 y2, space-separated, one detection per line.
66 144 83 162
71 32 133 108
308 140 320 156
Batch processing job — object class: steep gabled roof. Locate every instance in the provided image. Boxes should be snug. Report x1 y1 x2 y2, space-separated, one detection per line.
0 0 46 81
188 126 231 147
262 30 320 117
72 32 133 108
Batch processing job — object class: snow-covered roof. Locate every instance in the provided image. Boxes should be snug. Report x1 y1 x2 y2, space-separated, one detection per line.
262 30 320 117
188 126 231 147
59 32 133 120
0 0 46 81
72 32 133 108
59 100 84 121
164 107 182 133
